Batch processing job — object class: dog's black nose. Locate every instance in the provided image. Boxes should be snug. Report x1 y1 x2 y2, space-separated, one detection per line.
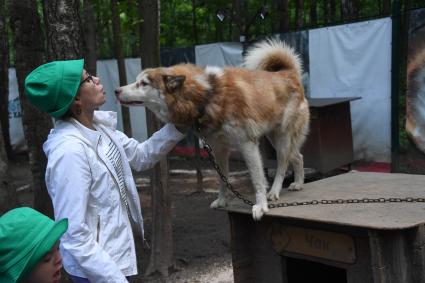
114 89 121 96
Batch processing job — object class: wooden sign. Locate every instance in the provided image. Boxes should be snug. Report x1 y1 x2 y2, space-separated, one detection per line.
270 224 356 264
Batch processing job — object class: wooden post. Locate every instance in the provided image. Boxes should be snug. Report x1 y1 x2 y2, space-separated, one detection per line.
139 0 175 278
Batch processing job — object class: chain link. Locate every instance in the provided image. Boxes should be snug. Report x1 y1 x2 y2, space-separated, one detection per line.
199 135 425 209
200 136 254 206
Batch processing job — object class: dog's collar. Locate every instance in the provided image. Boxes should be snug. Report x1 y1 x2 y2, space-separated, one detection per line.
193 75 216 132
194 105 209 132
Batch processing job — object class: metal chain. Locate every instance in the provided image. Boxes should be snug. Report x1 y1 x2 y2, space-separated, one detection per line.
200 135 255 206
199 135 425 209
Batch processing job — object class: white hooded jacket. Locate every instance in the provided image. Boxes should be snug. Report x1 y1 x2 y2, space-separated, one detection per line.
43 111 184 282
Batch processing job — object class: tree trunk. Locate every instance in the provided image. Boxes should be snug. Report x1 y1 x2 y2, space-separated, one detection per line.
191 0 198 45
228 4 234 41
351 0 359 19
295 0 303 29
232 0 244 43
0 0 12 159
330 0 336 22
111 0 132 137
82 0 97 75
0 124 16 215
139 0 175 278
341 0 350 21
194 137 203 192
43 0 83 60
383 0 391 15
9 0 53 216
127 0 139 57
310 0 317 26
275 0 290 33
324 0 330 24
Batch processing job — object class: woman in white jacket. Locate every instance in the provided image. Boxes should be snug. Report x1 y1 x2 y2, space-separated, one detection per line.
24 59 185 283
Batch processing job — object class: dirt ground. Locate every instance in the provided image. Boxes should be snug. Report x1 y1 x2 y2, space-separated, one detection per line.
135 156 253 283
11 154 257 283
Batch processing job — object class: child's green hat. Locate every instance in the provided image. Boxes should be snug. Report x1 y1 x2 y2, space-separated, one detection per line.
0 207 68 282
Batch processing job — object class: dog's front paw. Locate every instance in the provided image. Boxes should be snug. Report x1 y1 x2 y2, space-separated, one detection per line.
252 204 269 220
210 198 227 208
288 182 303 191
267 190 280 201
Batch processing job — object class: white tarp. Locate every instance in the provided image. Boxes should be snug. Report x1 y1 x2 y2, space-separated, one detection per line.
195 42 243 67
309 18 392 162
7 21 393 162
96 58 147 142
7 68 26 152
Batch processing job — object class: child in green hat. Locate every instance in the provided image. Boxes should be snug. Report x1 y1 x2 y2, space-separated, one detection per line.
0 207 68 283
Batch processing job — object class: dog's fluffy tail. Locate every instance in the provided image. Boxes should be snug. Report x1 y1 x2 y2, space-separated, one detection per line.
243 39 302 76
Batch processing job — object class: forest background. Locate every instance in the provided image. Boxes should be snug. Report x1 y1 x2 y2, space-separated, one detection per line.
1 0 425 281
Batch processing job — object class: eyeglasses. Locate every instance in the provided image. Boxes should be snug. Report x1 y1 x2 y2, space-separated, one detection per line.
79 73 94 86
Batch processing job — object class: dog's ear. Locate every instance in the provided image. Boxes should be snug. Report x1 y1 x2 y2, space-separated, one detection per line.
163 75 186 93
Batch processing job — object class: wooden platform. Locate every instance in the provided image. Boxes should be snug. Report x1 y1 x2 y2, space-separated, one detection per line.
221 172 425 283
222 172 425 230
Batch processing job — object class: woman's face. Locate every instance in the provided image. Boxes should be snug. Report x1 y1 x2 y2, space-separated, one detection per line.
26 241 63 283
76 69 106 112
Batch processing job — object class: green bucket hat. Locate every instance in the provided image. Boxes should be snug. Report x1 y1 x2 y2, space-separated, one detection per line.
0 207 68 283
24 59 84 118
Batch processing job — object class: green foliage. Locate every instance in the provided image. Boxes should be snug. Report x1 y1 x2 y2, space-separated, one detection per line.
5 0 425 61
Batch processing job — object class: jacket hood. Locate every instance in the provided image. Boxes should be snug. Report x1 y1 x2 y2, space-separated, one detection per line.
43 111 118 157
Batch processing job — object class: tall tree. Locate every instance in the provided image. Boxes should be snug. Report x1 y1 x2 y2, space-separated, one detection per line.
310 0 318 26
341 0 351 20
295 0 303 29
191 0 199 45
111 0 132 137
0 123 16 215
233 0 245 43
232 0 252 52
9 0 53 216
43 0 83 60
324 0 330 24
330 0 337 23
127 0 140 57
139 0 175 278
275 0 290 33
82 0 97 75
0 0 12 159
383 0 391 15
351 0 359 19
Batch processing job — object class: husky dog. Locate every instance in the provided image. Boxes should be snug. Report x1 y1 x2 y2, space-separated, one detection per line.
406 49 425 153
115 39 310 220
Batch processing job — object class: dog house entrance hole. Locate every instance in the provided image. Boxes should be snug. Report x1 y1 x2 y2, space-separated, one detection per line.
285 257 347 283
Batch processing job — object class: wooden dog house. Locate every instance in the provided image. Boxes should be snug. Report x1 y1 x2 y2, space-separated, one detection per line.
262 97 361 174
221 172 425 283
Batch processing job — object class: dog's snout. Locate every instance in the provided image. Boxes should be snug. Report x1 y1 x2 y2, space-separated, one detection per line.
114 88 121 96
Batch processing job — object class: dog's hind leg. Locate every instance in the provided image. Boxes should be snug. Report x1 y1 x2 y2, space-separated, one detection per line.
239 141 269 220
210 141 230 209
288 149 304 191
266 131 291 201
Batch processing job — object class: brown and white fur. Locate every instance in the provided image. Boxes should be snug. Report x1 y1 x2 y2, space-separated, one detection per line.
115 39 310 220
406 48 425 153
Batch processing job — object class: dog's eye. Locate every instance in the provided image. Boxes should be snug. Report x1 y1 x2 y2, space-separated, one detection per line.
141 81 148 87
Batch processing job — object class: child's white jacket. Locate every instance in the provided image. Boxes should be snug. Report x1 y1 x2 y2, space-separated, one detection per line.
43 111 184 283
